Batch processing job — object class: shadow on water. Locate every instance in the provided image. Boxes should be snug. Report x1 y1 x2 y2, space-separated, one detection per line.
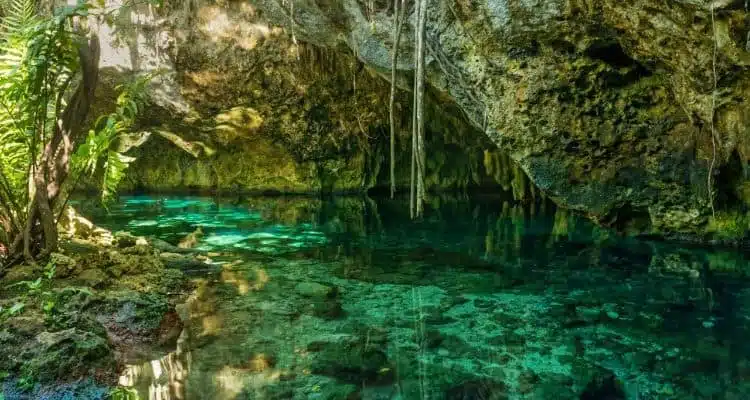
76 193 750 399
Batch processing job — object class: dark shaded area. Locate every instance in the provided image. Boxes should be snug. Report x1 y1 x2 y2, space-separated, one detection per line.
579 368 625 400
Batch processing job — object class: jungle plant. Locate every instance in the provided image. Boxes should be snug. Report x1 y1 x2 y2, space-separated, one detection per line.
3 259 93 319
0 0 159 265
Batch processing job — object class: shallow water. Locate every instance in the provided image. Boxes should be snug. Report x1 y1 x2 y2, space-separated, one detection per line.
79 194 750 399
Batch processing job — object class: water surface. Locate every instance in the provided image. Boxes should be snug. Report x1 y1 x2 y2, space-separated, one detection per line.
79 195 750 399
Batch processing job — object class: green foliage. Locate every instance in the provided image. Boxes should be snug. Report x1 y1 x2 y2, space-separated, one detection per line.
0 0 157 256
0 0 87 242
0 301 25 318
4 260 56 316
73 72 156 206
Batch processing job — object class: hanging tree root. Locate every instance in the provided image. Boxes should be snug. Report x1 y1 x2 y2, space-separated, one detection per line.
389 0 407 199
708 4 718 218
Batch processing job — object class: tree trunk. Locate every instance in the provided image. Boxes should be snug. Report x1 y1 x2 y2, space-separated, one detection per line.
7 33 101 262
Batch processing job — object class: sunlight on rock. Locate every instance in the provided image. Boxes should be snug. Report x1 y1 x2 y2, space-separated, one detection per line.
197 6 277 50
95 0 171 72
214 107 264 144
201 315 222 337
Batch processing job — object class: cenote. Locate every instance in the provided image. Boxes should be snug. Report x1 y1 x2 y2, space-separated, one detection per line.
64 194 750 399
6 0 750 399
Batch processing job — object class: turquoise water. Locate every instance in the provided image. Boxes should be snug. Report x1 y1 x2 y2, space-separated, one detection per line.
80 195 750 399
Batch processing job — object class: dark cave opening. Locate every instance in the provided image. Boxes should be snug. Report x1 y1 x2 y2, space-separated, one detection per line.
715 149 746 210
607 202 653 234
584 41 653 86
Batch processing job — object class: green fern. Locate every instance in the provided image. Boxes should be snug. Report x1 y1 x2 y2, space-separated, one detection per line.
0 0 37 39
0 0 36 204
72 72 159 206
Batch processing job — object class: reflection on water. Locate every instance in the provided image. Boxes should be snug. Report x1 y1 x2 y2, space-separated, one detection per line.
118 330 191 400
79 195 750 399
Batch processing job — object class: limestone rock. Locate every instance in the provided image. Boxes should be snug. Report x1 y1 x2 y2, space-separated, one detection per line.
77 268 109 288
50 252 78 278
114 231 139 248
3 264 40 282
24 328 114 383
87 0 750 238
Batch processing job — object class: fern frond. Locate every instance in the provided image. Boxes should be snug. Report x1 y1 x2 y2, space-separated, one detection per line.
0 0 37 41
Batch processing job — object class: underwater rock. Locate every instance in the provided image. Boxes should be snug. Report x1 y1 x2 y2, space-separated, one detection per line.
517 370 540 394
444 379 508 400
151 237 196 254
579 366 626 400
309 299 345 320
309 339 392 384
160 253 217 275
178 227 204 249
295 281 337 299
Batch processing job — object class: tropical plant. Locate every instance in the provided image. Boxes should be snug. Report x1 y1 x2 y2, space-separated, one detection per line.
0 0 157 265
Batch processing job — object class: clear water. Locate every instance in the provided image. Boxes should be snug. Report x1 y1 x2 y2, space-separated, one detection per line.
78 195 750 399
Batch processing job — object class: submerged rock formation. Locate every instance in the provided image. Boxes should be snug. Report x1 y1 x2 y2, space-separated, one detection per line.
92 0 750 238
